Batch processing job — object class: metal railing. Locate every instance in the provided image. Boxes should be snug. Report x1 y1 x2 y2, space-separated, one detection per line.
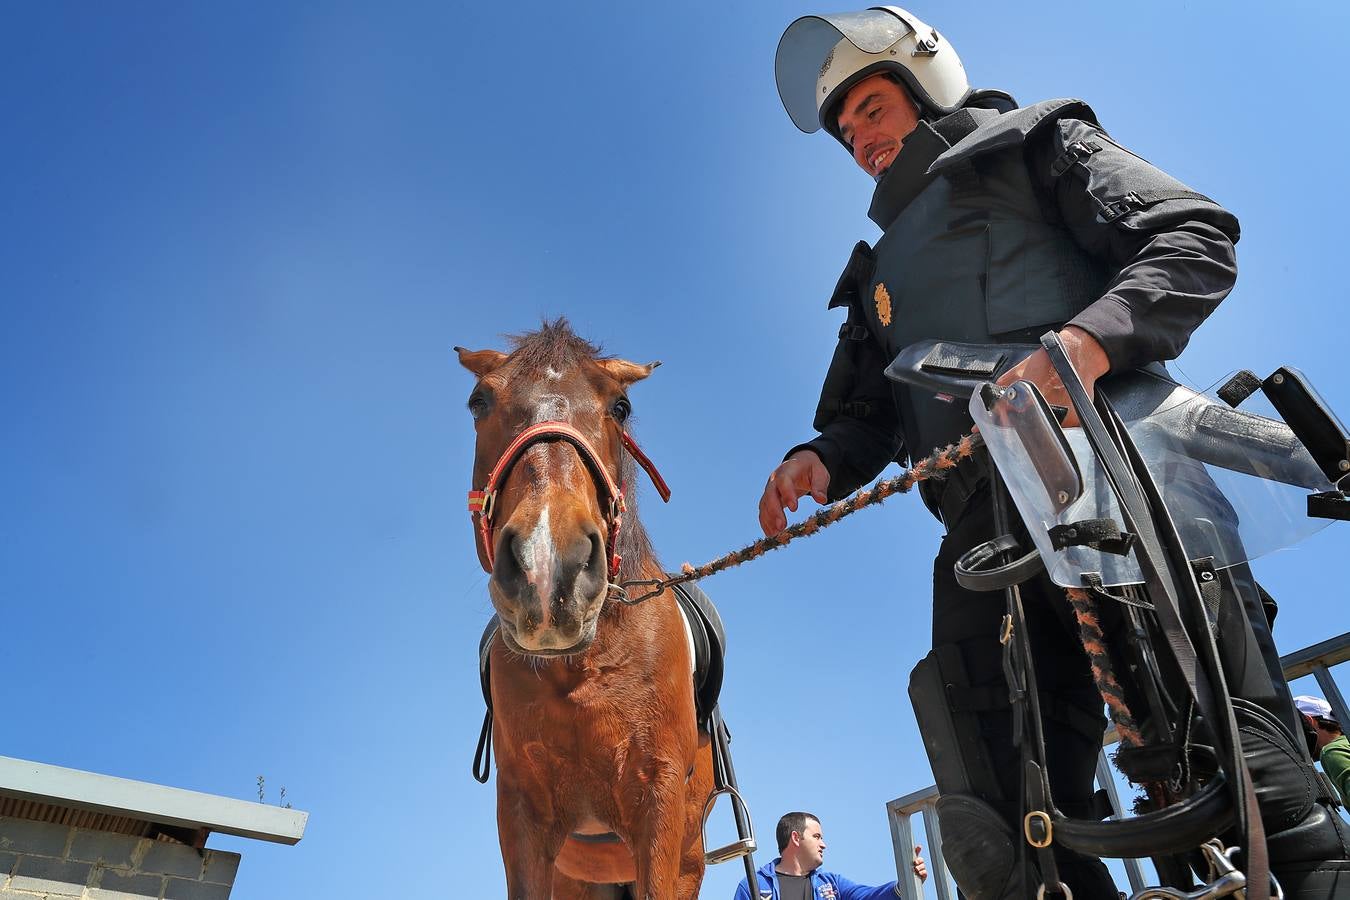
886 632 1350 897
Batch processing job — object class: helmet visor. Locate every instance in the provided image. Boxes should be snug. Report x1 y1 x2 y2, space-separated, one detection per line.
775 9 913 133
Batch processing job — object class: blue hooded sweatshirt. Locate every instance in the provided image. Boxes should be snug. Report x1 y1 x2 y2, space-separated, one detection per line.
734 858 902 900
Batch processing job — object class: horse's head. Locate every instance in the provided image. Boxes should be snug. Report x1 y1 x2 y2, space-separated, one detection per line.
457 321 660 657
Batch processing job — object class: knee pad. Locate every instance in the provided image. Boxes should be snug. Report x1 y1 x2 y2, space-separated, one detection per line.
908 645 1007 805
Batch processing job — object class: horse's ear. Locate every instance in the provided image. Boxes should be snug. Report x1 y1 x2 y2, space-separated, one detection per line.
455 346 508 377
595 358 661 387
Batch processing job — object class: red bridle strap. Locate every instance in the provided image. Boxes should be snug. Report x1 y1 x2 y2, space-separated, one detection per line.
467 421 669 580
623 432 671 503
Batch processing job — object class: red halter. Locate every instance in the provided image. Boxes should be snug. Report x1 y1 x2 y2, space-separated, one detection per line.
467 421 670 580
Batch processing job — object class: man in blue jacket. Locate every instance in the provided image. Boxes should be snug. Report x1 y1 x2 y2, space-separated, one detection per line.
734 811 926 900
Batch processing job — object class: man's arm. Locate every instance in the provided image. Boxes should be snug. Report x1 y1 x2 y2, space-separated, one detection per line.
1031 117 1241 373
827 872 904 900
800 301 906 498
996 116 1240 415
1320 734 1350 806
760 299 904 535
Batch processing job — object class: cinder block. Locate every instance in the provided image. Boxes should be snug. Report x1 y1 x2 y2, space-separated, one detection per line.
69 830 139 868
10 855 92 896
0 817 71 857
200 850 240 885
88 869 165 899
141 841 204 879
164 877 231 900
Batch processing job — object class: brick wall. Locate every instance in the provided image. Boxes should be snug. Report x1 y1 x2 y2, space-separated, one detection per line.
0 817 238 899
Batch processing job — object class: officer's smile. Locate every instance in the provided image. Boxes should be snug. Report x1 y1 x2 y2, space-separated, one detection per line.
866 144 897 175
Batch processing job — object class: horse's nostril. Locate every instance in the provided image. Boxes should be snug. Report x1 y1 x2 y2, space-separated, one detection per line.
588 531 605 571
495 526 525 582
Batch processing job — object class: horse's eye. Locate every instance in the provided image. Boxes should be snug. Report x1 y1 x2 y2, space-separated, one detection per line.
468 394 490 420
610 397 631 424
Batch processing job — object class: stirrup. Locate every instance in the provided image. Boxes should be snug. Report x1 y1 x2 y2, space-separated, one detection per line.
1127 839 1284 900
701 785 757 865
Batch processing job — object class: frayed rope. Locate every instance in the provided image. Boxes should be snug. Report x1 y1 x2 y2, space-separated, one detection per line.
1066 587 1143 748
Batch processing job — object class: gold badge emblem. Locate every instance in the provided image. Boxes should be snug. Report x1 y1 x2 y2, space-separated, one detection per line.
874 282 892 327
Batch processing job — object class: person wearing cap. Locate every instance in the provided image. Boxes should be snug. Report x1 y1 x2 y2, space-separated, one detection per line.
761 6 1350 897
1297 695 1350 806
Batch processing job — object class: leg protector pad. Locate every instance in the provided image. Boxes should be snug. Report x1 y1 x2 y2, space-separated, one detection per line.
908 645 1005 804
911 647 1031 898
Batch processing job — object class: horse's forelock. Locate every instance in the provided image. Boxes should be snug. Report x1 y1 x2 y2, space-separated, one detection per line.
505 318 609 374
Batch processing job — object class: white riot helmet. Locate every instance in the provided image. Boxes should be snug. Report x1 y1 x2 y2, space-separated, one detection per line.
775 6 971 137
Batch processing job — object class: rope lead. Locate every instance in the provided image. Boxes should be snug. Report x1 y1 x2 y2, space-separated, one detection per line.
616 433 984 604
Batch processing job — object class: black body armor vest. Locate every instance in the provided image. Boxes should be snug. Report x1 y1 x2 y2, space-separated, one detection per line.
839 100 1111 460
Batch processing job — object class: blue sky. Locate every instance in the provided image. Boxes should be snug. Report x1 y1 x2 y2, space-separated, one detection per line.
3 2 1348 896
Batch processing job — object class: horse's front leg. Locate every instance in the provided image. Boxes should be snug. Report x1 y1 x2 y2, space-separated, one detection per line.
675 738 715 899
624 764 692 900
496 776 565 900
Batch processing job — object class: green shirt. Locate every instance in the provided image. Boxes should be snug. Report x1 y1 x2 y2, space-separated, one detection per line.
1320 734 1350 806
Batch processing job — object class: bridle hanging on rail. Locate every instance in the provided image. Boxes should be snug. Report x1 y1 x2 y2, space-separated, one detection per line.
467 420 671 581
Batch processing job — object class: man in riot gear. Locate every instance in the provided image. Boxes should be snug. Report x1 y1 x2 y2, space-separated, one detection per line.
760 6 1350 897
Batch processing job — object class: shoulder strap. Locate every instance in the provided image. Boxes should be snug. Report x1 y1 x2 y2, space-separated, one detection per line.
927 99 1099 175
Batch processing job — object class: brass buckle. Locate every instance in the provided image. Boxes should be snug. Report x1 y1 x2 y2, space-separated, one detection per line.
999 613 1015 645
1024 810 1053 849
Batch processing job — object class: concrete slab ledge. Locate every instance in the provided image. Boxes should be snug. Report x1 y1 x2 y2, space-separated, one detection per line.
0 757 307 846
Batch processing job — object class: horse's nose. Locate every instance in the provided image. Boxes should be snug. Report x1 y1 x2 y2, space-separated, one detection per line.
493 522 606 612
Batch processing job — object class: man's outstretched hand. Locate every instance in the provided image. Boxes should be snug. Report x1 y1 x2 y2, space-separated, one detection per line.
913 844 928 883
758 449 830 536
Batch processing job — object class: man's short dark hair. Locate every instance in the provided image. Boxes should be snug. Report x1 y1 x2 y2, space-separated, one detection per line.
777 811 819 853
1316 716 1344 736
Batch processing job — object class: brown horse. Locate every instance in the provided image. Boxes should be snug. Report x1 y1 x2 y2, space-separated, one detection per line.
458 320 714 899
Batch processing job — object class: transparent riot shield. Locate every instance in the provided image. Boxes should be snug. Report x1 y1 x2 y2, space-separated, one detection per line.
971 372 1339 589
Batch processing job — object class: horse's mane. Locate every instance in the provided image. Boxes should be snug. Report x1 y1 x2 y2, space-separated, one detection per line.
505 318 660 583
